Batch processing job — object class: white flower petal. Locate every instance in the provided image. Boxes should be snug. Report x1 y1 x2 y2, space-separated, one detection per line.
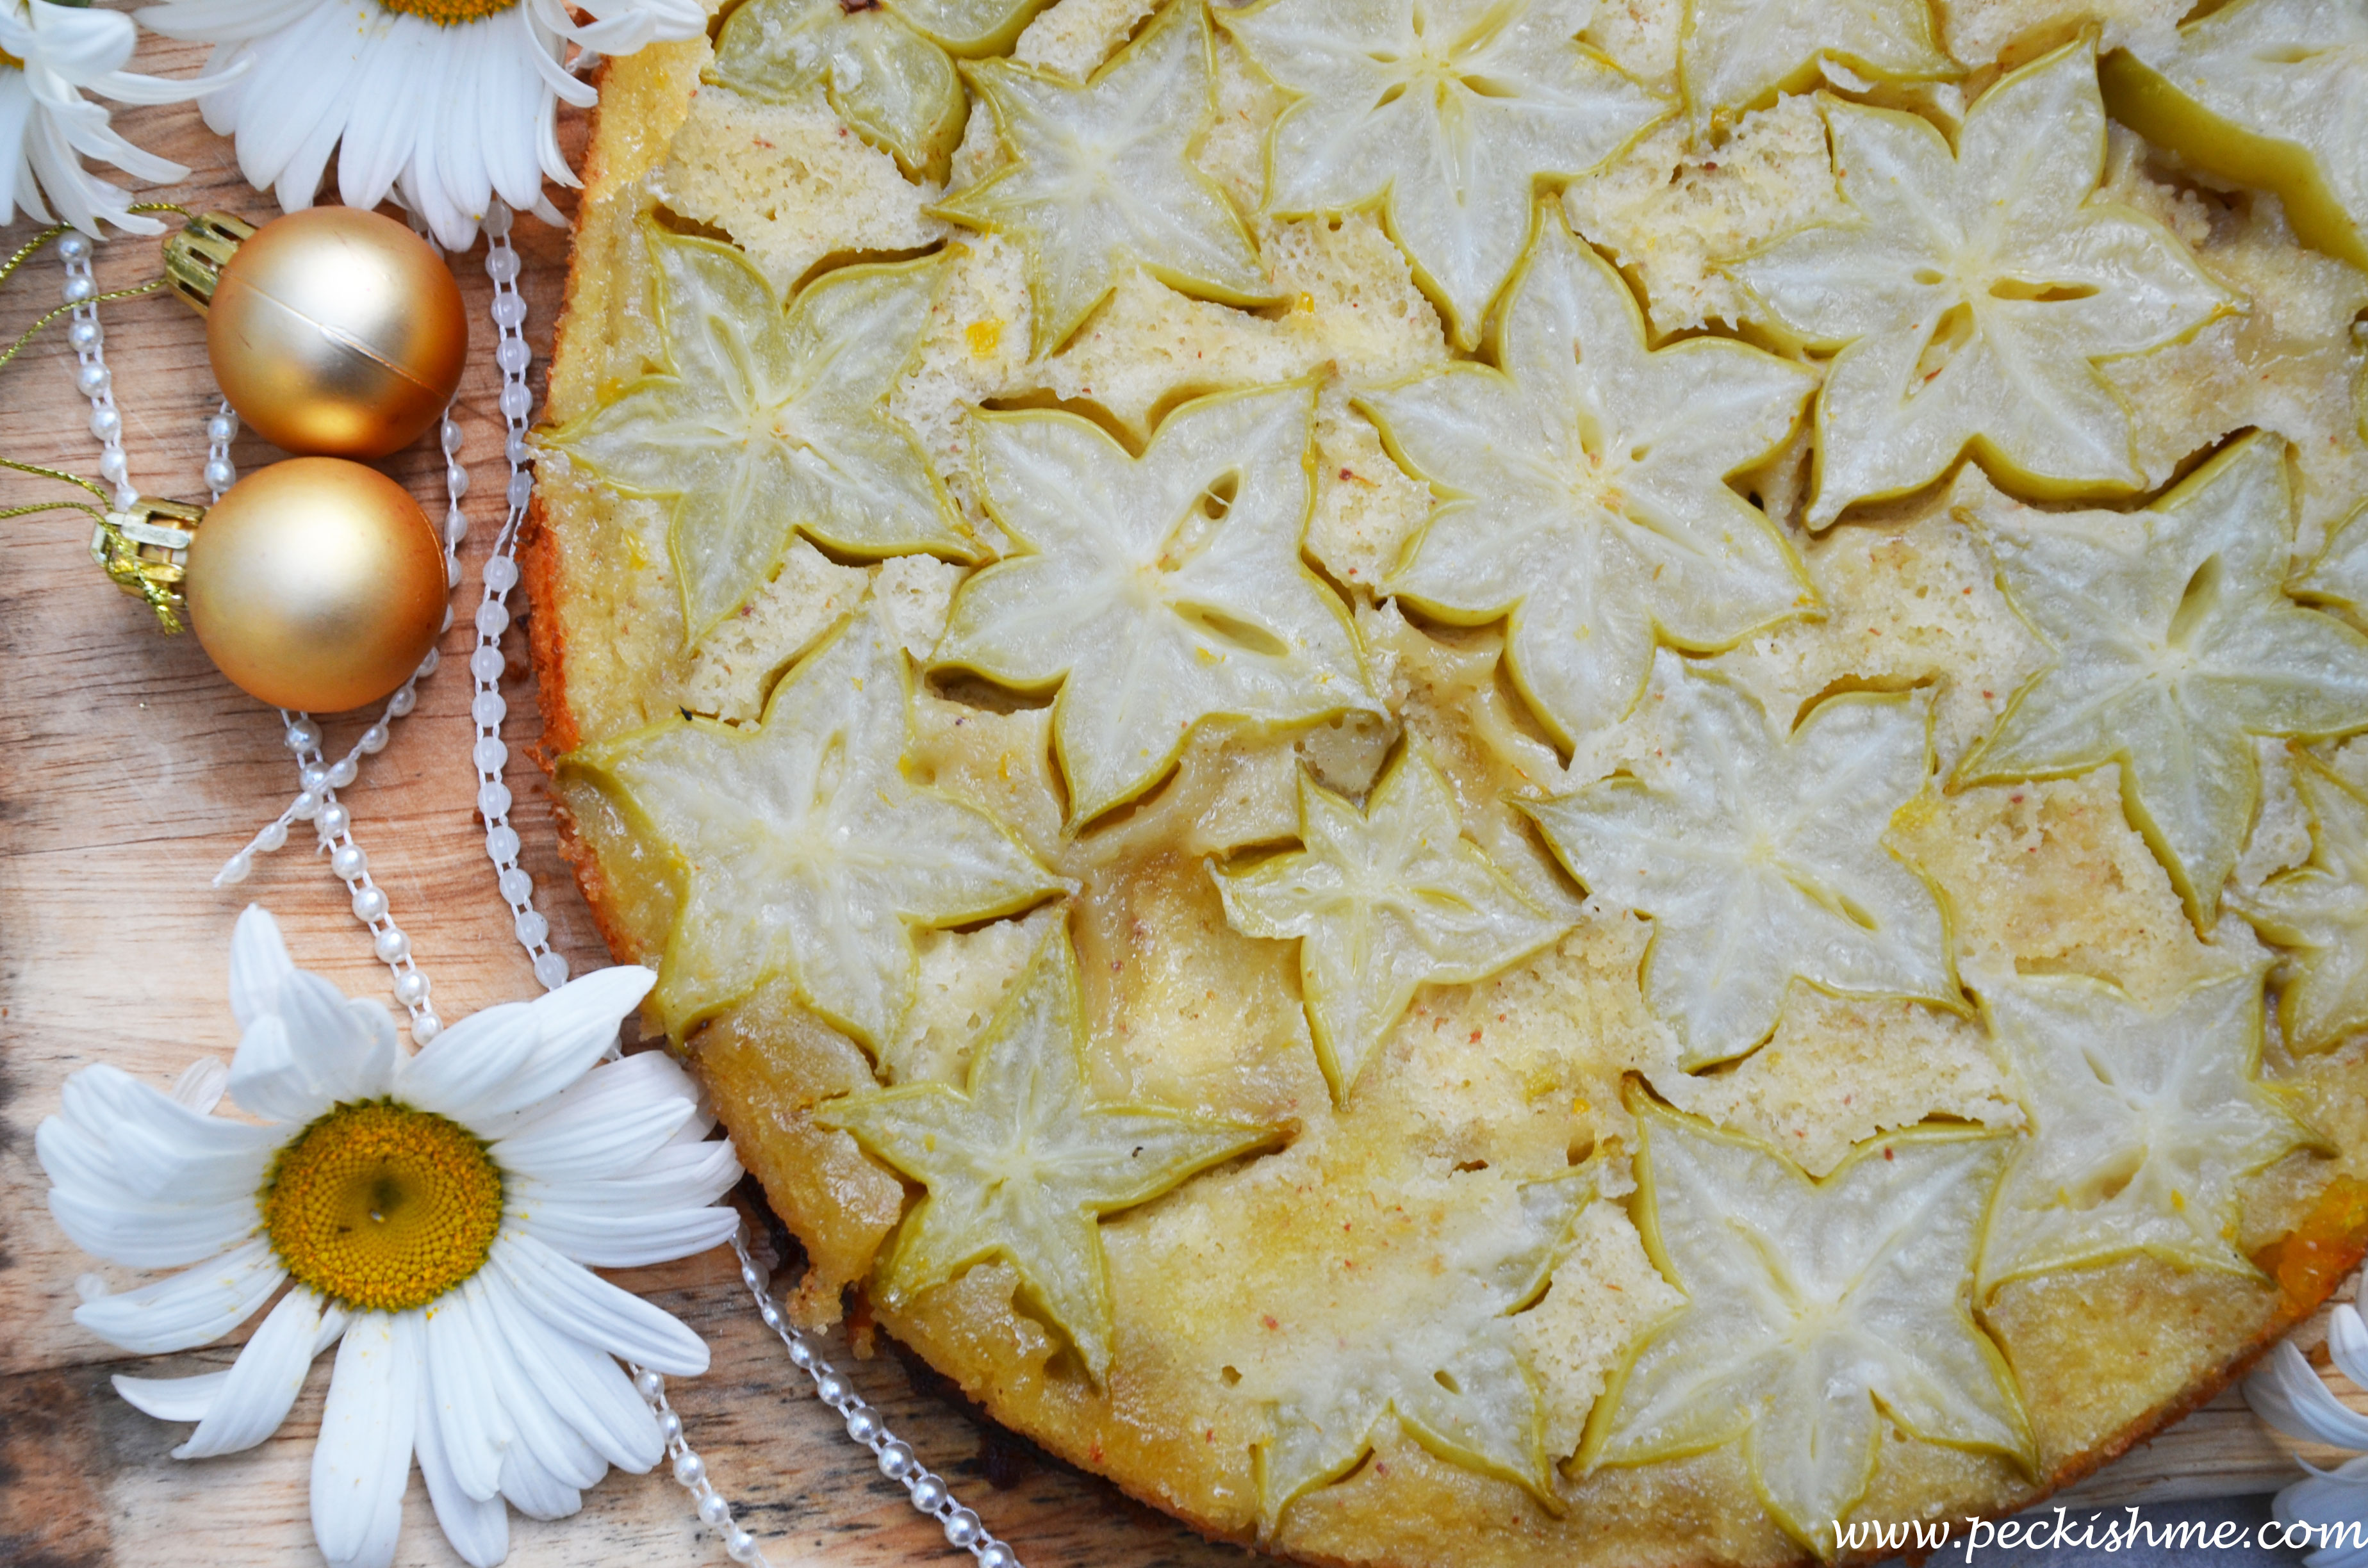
511 1200 740 1270
52 1063 279 1205
279 969 400 1103
74 1239 284 1355
402 965 654 1127
49 1186 259 1271
422 1292 510 1502
461 1276 605 1490
2278 1457 2368 1568
2246 1339 2368 1448
413 1366 509 1568
114 1368 229 1423
475 1272 661 1473
176 1287 333 1458
489 1232 709 1375
172 1056 229 1113
35 1116 119 1204
468 1047 691 1145
229 1015 333 1124
229 962 399 1122
311 1312 419 1568
497 1442 583 1522
114 1298 346 1427
489 1054 699 1181
136 0 591 247
334 12 422 209
2329 1304 2368 1391
136 0 320 39
227 904 295 1029
395 1001 538 1118
513 1139 740 1219
225 0 361 197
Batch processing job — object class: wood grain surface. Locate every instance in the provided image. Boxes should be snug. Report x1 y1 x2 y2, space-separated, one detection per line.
0 28 2360 1567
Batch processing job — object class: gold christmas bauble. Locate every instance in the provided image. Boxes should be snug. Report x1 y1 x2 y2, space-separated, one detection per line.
184 458 447 713
202 208 467 459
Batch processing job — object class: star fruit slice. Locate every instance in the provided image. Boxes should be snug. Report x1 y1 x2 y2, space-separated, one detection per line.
543 225 974 643
1367 210 1815 748
933 0 1272 357
709 0 969 184
2103 0 2368 274
1975 963 2315 1294
819 920 1282 1380
1681 0 1954 129
1525 655 1956 1068
1732 40 2232 527
1586 1097 2030 1556
1222 0 1669 350
1249 1165 1594 1530
2232 755 2368 1056
2298 500 2368 628
933 381 1377 827
1957 432 2368 929
1216 739 1573 1102
565 612 1069 1048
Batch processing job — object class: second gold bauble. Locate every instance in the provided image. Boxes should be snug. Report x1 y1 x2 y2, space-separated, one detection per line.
199 207 468 459
185 458 447 714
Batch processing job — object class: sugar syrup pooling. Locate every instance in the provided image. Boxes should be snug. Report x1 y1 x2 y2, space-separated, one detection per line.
530 1 2368 1561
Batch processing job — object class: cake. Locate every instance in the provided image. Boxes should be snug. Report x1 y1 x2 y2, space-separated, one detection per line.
523 1 2368 1561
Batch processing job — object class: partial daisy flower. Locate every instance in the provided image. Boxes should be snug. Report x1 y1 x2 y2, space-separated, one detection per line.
2246 1301 2368 1564
0 0 210 235
38 905 742 1568
135 0 705 250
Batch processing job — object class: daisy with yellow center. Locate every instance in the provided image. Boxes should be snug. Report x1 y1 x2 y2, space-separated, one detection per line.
38 906 742 1568
0 0 210 234
135 0 703 248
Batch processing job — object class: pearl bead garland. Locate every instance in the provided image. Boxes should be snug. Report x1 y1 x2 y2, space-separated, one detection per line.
468 206 568 993
64 200 1024 1567
727 1225 1026 1568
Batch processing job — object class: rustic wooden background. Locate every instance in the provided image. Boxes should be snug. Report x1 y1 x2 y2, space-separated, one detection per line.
0 24 2362 1568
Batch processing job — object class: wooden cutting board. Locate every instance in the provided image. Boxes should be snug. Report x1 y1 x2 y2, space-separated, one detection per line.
0 30 2360 1567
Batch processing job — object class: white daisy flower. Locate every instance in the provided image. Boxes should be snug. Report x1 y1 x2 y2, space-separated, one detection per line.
0 0 210 236
38 906 743 1568
2246 1301 2368 1564
135 0 705 250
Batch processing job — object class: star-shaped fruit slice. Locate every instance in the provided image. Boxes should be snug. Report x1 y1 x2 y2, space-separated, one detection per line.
1367 213 1815 747
1732 40 2230 527
2232 756 2368 1056
1956 432 2368 928
933 382 1376 826
1681 0 1953 128
1216 740 1572 1102
932 0 1271 355
1975 963 2314 1294
1222 0 1668 349
545 226 973 641
566 613 1068 1047
819 920 1281 1379
2298 502 2368 628
1251 1168 1592 1530
1525 656 1955 1067
709 0 983 184
1585 1099 2030 1555
2104 0 2368 273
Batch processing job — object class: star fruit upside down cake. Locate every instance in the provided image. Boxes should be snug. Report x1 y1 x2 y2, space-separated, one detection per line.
524 0 2368 1558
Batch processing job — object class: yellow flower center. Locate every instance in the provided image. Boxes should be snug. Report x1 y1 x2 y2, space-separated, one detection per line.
0 48 21 70
375 0 518 26
261 1099 505 1313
